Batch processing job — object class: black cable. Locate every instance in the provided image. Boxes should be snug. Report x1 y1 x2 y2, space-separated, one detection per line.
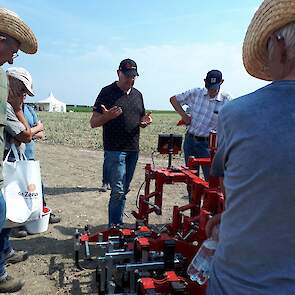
135 180 146 209
134 150 157 209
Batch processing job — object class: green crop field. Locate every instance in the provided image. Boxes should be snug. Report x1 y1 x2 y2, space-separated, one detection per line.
37 112 186 154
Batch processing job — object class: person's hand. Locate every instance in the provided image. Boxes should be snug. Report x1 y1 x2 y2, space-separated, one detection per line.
205 213 222 238
101 104 122 120
37 121 44 132
181 113 191 125
140 112 152 127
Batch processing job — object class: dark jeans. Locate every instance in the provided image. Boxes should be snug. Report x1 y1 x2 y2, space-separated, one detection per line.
105 151 139 226
183 133 210 180
102 151 110 185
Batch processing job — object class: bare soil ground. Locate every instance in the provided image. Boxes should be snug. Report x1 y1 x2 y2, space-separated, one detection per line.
3 143 188 295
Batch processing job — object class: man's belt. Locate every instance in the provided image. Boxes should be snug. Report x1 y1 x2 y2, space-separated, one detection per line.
188 133 208 142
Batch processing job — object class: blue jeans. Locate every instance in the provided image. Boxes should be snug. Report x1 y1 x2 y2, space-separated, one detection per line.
0 228 11 276
0 191 10 277
105 151 139 226
183 133 210 180
102 151 110 185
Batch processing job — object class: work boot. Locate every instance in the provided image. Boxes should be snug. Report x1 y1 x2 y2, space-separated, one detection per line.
0 275 25 293
49 212 61 224
99 183 108 192
5 250 28 265
11 227 28 238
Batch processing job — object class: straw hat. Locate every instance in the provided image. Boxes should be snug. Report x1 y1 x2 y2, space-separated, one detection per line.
0 8 37 54
243 0 295 81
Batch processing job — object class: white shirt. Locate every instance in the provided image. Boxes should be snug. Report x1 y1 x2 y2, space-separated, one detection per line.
176 87 231 137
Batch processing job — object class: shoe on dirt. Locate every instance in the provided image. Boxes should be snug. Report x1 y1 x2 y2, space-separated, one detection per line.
0 275 25 293
49 213 61 224
5 250 28 265
10 227 28 238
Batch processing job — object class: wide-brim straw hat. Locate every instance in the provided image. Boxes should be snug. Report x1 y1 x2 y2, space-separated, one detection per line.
0 8 37 54
243 0 295 81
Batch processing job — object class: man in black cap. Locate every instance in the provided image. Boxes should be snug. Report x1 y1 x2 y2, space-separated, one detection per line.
90 58 152 226
170 70 231 181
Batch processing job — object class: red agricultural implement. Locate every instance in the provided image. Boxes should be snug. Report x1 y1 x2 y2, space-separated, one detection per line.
74 131 223 295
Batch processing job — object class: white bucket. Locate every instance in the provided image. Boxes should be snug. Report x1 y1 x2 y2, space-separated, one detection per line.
25 207 51 234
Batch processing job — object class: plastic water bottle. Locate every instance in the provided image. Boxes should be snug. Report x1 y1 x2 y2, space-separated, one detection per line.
187 238 217 285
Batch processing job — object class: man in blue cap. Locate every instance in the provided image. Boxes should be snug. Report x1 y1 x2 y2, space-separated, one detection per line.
170 70 231 180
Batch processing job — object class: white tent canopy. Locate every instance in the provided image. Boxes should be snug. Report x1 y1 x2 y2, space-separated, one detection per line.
34 91 67 112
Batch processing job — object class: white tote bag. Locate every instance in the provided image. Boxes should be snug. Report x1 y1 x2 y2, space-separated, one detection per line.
2 144 43 224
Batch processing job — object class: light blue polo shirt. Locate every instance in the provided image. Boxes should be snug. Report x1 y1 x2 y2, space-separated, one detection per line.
23 104 38 160
208 81 295 295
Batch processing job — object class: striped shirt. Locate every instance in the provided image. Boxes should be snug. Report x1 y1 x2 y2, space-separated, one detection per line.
176 87 231 137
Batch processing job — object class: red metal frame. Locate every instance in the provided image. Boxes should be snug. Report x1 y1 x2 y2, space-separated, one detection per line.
77 131 223 295
139 271 206 294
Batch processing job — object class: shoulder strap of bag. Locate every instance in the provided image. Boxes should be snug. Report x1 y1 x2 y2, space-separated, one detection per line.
10 144 19 161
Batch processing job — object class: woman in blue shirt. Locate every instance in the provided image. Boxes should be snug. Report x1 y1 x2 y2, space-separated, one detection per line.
8 68 61 238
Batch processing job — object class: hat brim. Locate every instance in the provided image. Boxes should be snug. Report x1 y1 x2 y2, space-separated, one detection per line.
206 83 221 90
122 69 139 77
243 0 295 81
24 83 34 96
0 8 38 54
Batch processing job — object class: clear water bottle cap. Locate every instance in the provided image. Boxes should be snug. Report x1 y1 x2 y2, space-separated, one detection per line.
203 239 217 250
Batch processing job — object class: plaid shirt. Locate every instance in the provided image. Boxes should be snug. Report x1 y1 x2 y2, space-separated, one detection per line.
176 87 231 137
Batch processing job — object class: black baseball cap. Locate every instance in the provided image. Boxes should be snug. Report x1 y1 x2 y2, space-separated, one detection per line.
205 70 223 90
119 58 139 77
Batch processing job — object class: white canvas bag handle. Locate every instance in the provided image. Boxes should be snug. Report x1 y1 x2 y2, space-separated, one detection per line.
4 144 27 163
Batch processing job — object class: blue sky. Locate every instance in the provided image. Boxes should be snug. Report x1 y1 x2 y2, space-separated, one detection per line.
1 0 266 109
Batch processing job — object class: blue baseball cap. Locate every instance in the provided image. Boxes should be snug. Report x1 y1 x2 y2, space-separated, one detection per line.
205 70 223 90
